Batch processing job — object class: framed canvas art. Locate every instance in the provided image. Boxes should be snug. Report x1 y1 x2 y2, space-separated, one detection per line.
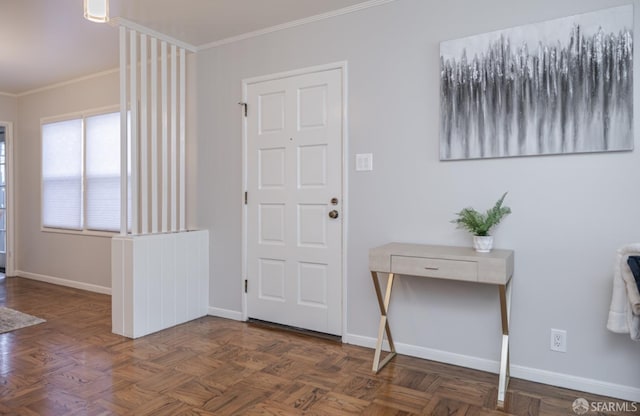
440 5 633 160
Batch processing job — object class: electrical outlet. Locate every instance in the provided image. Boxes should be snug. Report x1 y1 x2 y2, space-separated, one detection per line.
550 329 567 353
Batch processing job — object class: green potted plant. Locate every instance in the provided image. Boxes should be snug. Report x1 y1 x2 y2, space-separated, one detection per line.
451 192 511 252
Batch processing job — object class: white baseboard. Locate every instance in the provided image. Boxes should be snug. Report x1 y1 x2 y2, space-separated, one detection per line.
343 333 640 403
15 270 111 295
343 333 499 373
511 365 640 403
208 306 243 321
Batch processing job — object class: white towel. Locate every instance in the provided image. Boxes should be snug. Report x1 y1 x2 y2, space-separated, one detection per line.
607 244 640 341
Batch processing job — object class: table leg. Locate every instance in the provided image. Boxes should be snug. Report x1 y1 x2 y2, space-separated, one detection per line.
371 271 396 373
497 279 512 409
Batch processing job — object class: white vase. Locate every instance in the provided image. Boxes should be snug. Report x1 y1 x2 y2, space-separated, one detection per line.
473 235 494 253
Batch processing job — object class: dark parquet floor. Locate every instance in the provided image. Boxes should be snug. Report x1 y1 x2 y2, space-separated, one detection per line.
0 276 633 415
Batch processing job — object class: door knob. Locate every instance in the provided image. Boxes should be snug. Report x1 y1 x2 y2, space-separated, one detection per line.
328 210 339 219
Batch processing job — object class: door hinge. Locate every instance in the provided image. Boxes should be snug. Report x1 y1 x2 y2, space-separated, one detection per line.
244 191 248 205
238 102 247 117
244 279 248 293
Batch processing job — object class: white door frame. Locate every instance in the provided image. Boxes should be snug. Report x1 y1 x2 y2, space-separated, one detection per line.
0 121 15 276
241 61 349 336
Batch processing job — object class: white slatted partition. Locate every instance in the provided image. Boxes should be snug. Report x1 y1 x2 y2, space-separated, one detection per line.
117 24 195 235
112 21 206 339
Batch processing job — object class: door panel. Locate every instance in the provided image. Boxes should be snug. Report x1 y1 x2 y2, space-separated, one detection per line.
298 145 327 188
246 68 343 335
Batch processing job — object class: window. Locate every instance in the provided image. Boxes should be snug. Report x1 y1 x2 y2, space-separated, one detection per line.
42 119 83 230
42 110 123 233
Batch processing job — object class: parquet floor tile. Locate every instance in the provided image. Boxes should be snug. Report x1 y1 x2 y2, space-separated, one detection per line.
0 276 631 415
307 392 371 415
332 375 383 401
371 384 431 414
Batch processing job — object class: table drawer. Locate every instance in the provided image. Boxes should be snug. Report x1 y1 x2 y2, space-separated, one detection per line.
391 255 478 282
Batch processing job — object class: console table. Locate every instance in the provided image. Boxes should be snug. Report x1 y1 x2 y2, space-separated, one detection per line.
369 243 514 409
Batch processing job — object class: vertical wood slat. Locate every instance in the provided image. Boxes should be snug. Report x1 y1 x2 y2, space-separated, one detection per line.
119 26 128 236
179 48 186 231
129 30 138 235
161 41 169 233
171 44 178 231
150 38 158 234
140 34 148 235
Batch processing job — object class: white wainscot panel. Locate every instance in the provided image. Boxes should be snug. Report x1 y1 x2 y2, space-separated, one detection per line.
112 230 209 338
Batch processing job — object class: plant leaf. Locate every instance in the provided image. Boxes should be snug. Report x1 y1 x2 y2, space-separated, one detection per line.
451 192 511 236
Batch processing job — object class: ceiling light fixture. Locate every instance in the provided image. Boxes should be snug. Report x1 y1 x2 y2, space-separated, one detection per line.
84 0 109 23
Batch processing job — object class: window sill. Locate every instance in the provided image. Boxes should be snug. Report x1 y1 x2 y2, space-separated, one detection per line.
41 227 118 238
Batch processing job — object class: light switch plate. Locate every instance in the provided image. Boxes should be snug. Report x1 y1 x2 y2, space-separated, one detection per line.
355 153 373 171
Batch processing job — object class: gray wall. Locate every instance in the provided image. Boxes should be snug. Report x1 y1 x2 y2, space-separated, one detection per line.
197 0 640 395
16 72 120 289
0 95 18 124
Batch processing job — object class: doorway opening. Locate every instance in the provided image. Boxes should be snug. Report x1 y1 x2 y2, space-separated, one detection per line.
0 122 13 277
0 126 6 274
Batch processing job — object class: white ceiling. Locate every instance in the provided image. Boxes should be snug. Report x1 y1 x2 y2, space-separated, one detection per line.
0 0 373 95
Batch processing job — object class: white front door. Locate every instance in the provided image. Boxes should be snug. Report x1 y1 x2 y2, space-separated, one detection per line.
245 67 343 335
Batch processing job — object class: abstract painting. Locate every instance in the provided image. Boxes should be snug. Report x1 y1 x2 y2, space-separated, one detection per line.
440 5 633 160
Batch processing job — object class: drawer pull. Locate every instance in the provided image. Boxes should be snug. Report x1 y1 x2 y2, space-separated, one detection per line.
424 267 440 271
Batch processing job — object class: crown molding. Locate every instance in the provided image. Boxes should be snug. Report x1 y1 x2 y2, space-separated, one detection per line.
17 67 120 97
197 0 397 51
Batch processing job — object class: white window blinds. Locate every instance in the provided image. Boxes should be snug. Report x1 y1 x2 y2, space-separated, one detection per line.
86 112 121 232
42 111 125 233
42 119 83 230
